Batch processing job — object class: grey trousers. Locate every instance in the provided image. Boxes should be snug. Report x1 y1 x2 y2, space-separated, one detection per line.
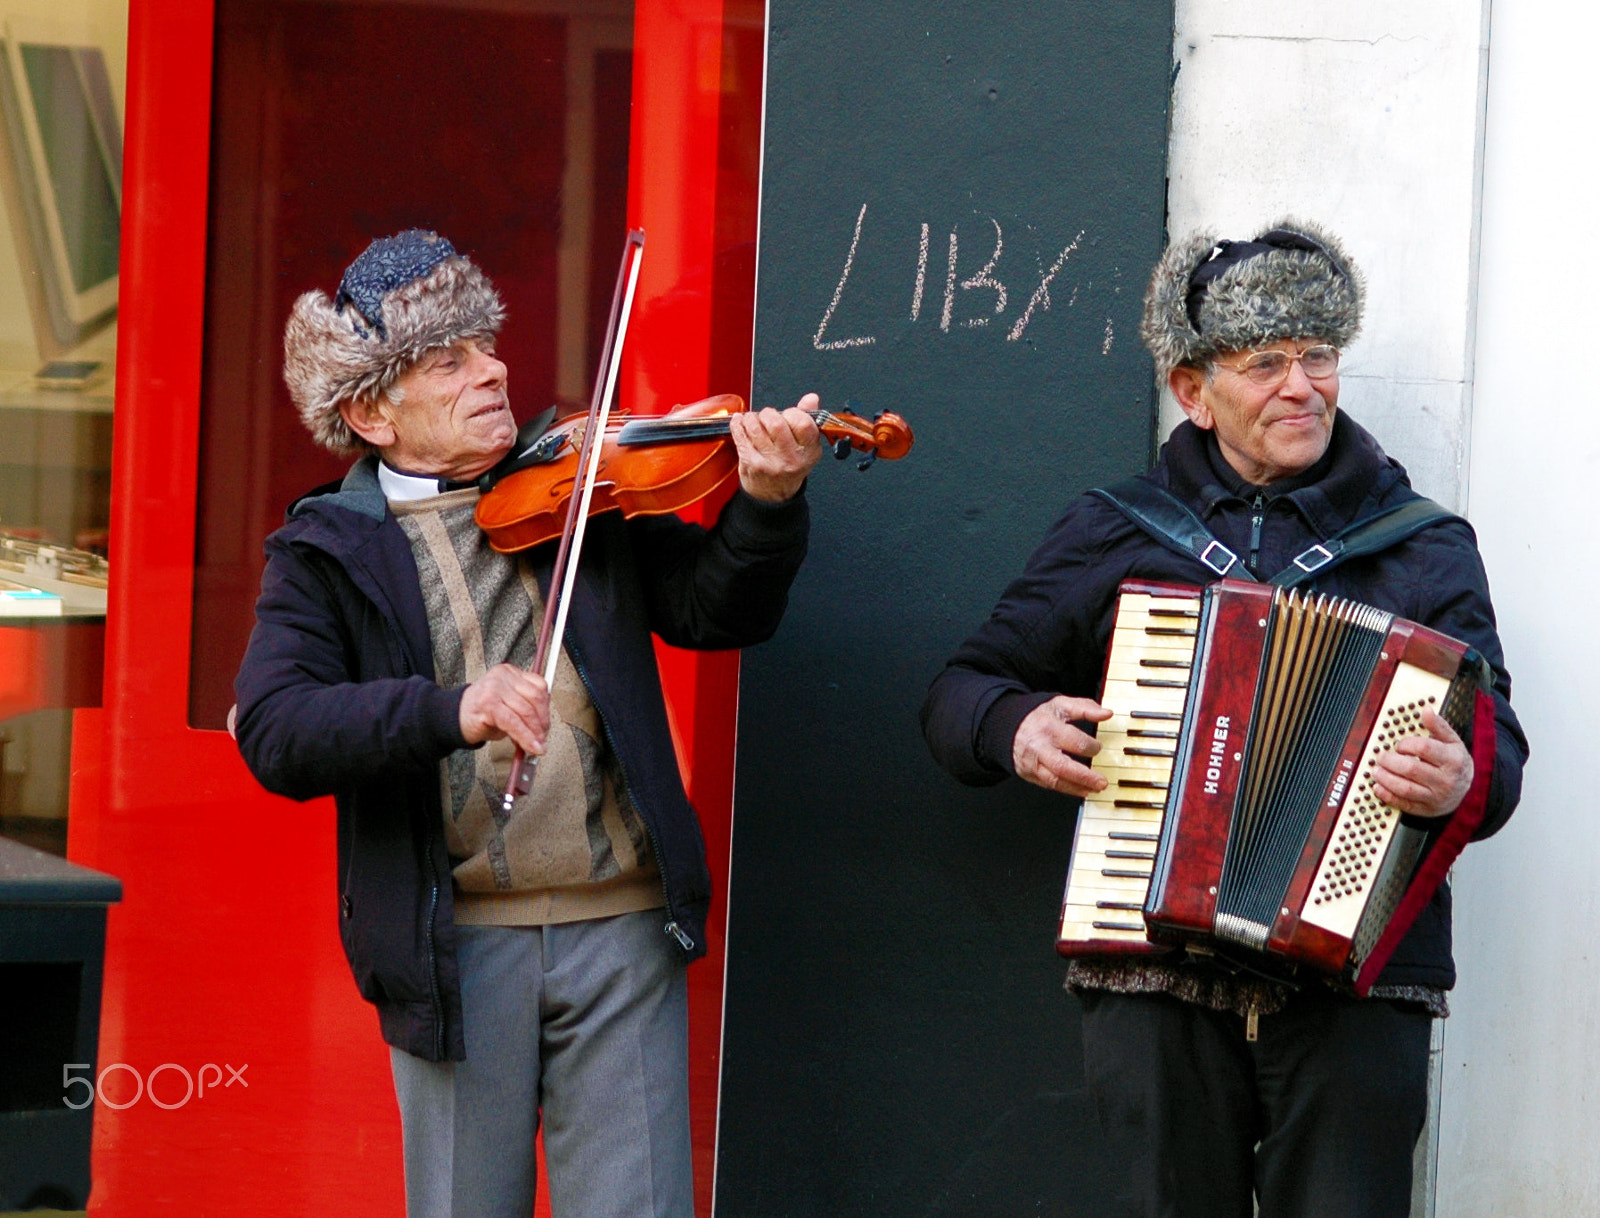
389 912 693 1218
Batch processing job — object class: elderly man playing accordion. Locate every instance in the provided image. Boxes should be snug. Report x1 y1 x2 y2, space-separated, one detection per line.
922 219 1526 1218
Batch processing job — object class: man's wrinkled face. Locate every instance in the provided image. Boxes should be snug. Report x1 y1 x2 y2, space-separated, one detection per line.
359 337 514 480
1169 338 1340 486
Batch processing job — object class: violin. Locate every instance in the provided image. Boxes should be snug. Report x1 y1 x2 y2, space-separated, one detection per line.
473 394 913 554
493 226 910 815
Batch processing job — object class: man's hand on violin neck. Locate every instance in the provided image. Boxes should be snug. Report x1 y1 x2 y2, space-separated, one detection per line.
729 393 824 503
1012 696 1113 798
459 664 551 756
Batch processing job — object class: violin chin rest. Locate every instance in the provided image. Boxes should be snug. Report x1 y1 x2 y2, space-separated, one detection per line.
515 405 560 449
477 406 562 492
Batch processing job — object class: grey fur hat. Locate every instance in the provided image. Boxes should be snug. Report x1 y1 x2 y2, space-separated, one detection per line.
1139 218 1363 375
283 230 505 454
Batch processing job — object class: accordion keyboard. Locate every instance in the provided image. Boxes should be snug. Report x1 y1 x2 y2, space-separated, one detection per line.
1058 587 1202 951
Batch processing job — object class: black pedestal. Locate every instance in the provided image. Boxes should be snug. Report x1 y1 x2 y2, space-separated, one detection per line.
0 837 120 1211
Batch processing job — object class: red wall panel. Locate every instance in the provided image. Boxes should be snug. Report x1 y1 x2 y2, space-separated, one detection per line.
72 1 762 1213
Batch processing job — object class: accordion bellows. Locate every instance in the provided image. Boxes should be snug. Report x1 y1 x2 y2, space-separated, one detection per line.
1057 579 1495 993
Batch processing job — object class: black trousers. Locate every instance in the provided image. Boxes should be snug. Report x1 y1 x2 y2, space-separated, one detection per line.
1079 988 1433 1218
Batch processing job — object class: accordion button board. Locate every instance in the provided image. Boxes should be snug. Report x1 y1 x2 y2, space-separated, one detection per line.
1057 583 1202 954
1294 662 1444 947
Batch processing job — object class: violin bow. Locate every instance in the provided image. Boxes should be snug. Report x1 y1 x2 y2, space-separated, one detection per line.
500 228 646 816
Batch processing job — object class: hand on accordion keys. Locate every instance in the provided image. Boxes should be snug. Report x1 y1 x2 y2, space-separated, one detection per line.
1012 695 1115 797
1369 707 1474 819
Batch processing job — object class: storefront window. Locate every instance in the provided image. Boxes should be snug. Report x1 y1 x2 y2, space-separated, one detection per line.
188 0 639 729
0 3 124 856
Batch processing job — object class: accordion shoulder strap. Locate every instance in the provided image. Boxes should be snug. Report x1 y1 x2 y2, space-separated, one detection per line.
1090 478 1464 587
1088 479 1258 581
1272 496 1466 587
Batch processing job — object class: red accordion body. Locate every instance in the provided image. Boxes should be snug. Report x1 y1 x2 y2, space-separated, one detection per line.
1057 578 1495 993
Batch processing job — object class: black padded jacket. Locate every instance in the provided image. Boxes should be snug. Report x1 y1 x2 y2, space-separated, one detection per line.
235 457 809 1060
921 414 1526 990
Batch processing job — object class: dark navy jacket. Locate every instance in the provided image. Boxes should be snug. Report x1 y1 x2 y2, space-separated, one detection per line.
235 457 809 1061
921 414 1527 990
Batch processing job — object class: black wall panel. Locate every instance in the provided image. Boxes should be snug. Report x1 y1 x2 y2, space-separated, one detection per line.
721 5 1174 1213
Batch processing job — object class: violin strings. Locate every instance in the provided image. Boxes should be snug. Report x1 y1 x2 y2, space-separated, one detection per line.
613 407 869 449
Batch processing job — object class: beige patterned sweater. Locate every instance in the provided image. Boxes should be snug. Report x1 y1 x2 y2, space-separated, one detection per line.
392 489 661 926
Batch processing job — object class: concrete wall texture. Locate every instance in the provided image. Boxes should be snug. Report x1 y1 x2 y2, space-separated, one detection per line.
1169 1 1594 1213
1444 1 1600 1213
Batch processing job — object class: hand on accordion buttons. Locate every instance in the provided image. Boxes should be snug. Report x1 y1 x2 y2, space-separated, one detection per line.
1012 695 1114 798
1370 708 1474 819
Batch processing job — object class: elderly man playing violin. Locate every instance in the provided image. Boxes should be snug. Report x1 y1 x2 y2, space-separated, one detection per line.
233 230 822 1218
922 220 1525 1218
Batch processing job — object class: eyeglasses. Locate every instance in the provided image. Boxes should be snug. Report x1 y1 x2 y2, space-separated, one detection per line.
1214 344 1341 386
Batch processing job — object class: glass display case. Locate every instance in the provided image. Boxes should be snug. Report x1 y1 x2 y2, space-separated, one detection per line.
0 1 123 857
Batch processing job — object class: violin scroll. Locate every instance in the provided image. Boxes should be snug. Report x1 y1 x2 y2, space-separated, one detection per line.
818 407 914 465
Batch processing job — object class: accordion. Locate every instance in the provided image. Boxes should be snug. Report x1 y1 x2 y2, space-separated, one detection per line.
1056 578 1495 993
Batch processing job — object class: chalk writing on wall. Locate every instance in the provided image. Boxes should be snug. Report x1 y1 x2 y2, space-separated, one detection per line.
813 203 1094 351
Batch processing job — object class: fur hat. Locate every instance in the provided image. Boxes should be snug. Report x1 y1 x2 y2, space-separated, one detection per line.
1139 218 1363 375
283 230 505 454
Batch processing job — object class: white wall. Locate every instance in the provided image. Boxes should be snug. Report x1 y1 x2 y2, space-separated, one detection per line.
1166 0 1489 511
1160 3 1600 1214
1437 1 1600 1212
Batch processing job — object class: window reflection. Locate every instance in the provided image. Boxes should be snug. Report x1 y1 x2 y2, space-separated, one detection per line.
189 0 637 729
0 4 123 857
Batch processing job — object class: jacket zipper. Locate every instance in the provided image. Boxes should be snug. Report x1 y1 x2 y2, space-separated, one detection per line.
336 560 412 925
424 861 444 1060
304 508 449 1059
1248 492 1267 575
362 604 448 1058
567 646 694 954
391 621 447 1059
403 635 447 1060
